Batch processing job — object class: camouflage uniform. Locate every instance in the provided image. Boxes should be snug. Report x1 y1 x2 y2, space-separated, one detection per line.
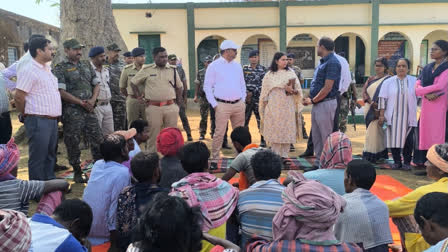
52 59 103 170
291 65 308 138
176 65 192 136
195 67 215 137
243 64 266 129
338 72 356 133
106 60 127 130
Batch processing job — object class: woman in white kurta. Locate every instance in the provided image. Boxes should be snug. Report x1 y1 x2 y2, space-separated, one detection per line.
378 58 417 170
259 52 303 158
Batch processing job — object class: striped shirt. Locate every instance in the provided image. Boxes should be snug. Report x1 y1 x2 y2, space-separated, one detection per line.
0 73 9 113
16 58 62 117
248 239 363 252
237 179 285 247
335 188 393 250
0 179 44 216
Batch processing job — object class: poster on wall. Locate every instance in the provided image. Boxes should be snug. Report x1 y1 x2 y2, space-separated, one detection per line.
259 39 277 68
286 47 315 69
378 40 406 69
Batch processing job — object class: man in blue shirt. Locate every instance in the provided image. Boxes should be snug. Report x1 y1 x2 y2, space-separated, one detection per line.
83 134 131 249
29 199 93 252
303 37 341 170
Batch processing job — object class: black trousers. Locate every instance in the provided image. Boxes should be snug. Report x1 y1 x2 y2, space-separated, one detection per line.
0 111 12 144
390 128 414 165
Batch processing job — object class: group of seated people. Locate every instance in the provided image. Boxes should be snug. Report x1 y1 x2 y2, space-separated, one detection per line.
0 125 448 252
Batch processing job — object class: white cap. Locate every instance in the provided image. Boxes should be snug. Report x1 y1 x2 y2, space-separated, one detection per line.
220 40 240 50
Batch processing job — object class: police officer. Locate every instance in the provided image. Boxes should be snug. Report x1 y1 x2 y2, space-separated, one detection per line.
89 46 114 135
123 51 134 65
131 47 183 152
120 47 147 126
53 38 103 183
194 55 214 140
168 54 192 141
243 50 266 146
105 43 126 131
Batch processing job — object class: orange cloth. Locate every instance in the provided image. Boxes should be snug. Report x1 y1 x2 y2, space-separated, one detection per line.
92 242 110 252
238 143 259 191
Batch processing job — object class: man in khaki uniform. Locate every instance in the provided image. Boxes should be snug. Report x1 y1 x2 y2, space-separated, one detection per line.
130 47 183 152
120 47 147 125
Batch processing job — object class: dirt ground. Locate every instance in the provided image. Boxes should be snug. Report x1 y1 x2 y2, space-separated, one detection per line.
11 102 431 214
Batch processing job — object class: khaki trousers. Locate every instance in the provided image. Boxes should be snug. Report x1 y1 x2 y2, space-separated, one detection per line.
212 101 245 160
94 103 114 136
145 103 179 152
126 97 147 126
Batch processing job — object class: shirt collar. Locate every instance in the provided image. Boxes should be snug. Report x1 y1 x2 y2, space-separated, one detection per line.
31 214 65 229
31 58 49 70
320 52 334 64
250 179 282 189
90 61 106 73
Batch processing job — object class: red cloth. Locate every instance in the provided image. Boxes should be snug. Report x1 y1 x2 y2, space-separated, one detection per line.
36 191 63 216
156 128 184 156
0 209 31 252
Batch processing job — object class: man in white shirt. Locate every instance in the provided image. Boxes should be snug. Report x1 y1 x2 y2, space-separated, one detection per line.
89 46 114 135
204 40 246 170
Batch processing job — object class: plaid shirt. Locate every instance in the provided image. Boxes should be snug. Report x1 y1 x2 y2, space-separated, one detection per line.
310 52 341 99
0 209 31 252
247 239 362 252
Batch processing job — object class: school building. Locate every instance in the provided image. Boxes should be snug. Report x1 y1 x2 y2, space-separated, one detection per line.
112 0 448 92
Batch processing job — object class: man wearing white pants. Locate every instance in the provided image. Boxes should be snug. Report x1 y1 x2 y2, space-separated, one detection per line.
204 40 246 170
89 46 114 135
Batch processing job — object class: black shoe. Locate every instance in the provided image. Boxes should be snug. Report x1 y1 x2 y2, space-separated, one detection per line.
209 162 218 171
222 142 231 149
74 171 88 183
260 139 266 147
414 170 427 176
199 135 205 140
187 134 193 141
289 144 295 152
299 150 314 158
54 164 69 172
211 133 214 139
304 166 318 173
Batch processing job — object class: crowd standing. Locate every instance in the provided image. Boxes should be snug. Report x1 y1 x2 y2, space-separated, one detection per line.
0 33 447 252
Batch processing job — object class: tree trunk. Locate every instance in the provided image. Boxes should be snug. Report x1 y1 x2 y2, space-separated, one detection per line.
56 0 127 62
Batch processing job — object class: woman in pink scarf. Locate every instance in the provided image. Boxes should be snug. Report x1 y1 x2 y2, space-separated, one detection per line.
303 132 352 195
248 171 361 252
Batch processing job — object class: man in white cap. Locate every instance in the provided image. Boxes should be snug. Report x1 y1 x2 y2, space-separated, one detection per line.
204 40 246 170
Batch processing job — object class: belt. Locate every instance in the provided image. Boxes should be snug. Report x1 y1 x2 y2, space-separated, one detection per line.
146 99 174 107
24 114 59 120
216 98 241 104
97 100 110 106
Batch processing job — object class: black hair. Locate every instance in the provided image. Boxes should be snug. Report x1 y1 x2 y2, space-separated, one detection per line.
269 52 289 72
375 57 389 73
100 134 126 162
319 37 335 51
250 149 282 181
29 37 51 58
414 192 448 229
23 42 29 53
152 47 166 57
346 160 376 190
132 193 203 252
53 199 93 238
28 34 45 43
434 40 448 57
435 143 448 162
179 142 210 174
131 152 159 183
130 119 149 134
230 126 251 148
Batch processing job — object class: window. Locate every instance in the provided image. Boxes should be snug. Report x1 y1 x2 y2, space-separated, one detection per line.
7 47 18 66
